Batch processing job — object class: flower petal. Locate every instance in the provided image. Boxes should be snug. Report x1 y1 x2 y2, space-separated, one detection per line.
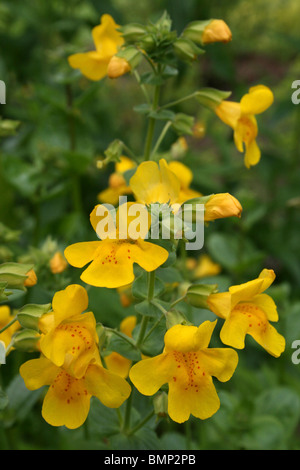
92 14 124 56
244 139 261 168
85 363 131 408
251 293 278 322
41 370 91 429
220 312 250 349
129 353 174 396
20 357 59 390
240 85 274 116
248 321 285 357
129 240 169 272
105 351 132 378
51 284 89 323
80 242 135 288
168 376 220 422
207 292 231 319
68 52 109 81
164 321 217 353
64 241 101 268
215 101 241 129
199 348 238 382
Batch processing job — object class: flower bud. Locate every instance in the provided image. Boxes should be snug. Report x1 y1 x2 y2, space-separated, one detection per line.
153 391 168 418
204 193 242 221
49 251 68 274
107 56 131 79
202 19 232 45
119 23 147 43
24 269 37 287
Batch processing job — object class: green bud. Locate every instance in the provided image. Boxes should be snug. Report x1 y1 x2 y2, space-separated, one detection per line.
119 23 147 43
173 37 204 62
186 283 218 309
17 303 52 331
153 391 168 417
12 329 40 352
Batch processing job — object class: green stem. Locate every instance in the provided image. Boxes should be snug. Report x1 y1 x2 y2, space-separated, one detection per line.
160 91 199 110
136 270 156 348
150 299 168 315
135 316 149 349
170 294 186 309
127 409 155 436
133 70 151 105
143 313 164 342
122 387 133 433
150 120 172 159
147 270 156 301
144 83 161 161
0 317 18 335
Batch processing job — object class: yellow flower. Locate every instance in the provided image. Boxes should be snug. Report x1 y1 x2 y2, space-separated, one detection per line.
129 320 238 423
193 254 221 278
168 161 202 204
204 193 242 221
207 269 285 357
49 251 68 274
105 316 137 378
20 356 131 429
64 203 169 288
98 156 136 206
215 85 274 168
24 269 37 287
38 285 100 378
202 19 232 44
0 306 20 348
130 159 181 208
68 14 124 81
130 158 201 209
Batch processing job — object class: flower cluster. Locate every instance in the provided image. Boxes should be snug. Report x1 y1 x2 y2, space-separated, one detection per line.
20 285 131 429
4 11 284 435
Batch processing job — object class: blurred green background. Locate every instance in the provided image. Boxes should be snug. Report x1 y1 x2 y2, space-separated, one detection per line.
0 0 300 450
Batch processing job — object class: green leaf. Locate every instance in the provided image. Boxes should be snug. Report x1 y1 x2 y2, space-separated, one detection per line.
132 272 165 300
106 332 140 361
134 299 162 318
254 387 300 436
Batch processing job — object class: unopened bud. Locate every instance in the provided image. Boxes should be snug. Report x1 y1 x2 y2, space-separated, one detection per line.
107 56 131 79
204 193 242 221
153 391 168 418
50 252 68 274
24 269 37 287
202 19 232 45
